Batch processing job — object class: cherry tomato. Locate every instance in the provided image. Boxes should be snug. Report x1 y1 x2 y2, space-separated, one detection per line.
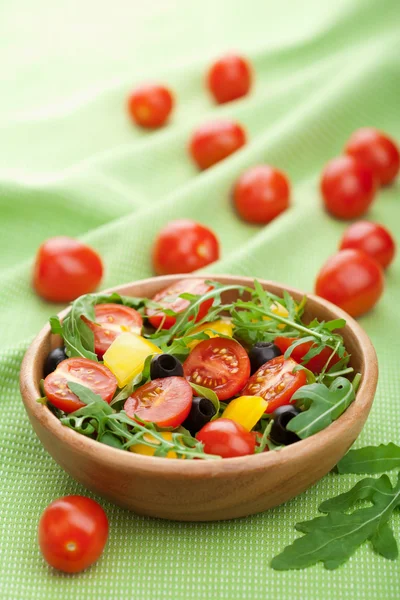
147 279 214 330
274 337 341 374
320 156 377 219
196 418 256 458
127 84 174 128
345 128 400 186
152 219 219 275
241 356 306 413
44 358 117 413
33 237 103 303
339 221 396 269
233 165 290 224
315 249 384 317
38 496 108 573
183 338 250 401
207 54 252 104
82 304 143 358
189 119 246 170
124 376 192 428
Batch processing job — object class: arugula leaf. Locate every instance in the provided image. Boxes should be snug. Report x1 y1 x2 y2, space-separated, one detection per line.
337 443 400 474
67 381 107 405
287 377 355 439
271 473 400 570
189 383 220 418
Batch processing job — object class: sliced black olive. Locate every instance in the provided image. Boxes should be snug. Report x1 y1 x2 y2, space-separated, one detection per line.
270 405 301 446
43 347 68 377
150 354 184 379
182 397 216 436
248 342 282 374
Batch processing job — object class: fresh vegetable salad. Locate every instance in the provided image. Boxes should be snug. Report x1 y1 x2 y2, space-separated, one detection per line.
40 279 360 459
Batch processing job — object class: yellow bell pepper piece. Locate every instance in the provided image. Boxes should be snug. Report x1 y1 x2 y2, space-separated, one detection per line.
222 395 268 431
187 319 234 349
130 432 183 459
103 332 161 388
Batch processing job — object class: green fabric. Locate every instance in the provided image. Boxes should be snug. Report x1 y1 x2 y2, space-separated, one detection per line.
1 0 399 597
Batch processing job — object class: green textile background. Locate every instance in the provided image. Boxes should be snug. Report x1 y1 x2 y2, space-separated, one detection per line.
0 1 399 598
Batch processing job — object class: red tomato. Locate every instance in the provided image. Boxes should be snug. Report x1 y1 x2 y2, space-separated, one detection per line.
320 156 377 219
339 221 396 269
127 84 174 128
241 356 306 413
196 418 256 458
33 237 103 303
345 128 400 186
274 337 341 374
315 249 384 317
44 358 117 413
152 219 219 275
183 338 250 401
233 165 290 224
189 120 246 169
124 377 192 428
207 54 252 104
82 304 143 358
38 496 108 573
147 279 214 330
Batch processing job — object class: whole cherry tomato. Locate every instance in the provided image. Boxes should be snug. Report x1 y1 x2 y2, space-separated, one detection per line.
127 84 174 128
207 54 252 104
315 249 384 317
339 221 396 269
320 156 377 219
33 237 103 303
38 496 108 573
152 219 219 275
196 418 256 458
233 165 290 224
189 120 246 169
345 128 400 186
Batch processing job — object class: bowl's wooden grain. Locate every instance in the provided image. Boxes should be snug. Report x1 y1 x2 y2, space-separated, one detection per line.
20 275 378 521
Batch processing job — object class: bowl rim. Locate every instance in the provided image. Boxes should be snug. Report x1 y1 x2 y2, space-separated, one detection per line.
20 274 378 479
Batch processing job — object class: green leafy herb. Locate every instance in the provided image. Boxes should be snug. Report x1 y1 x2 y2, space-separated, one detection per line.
189 383 220 418
67 381 106 405
255 419 273 453
337 443 400 474
271 473 400 570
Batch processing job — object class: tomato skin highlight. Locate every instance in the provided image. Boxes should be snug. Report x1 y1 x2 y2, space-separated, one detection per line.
38 496 108 573
315 249 384 318
152 219 219 275
274 336 341 374
44 358 117 413
207 54 252 104
196 419 256 458
345 128 400 186
183 337 250 401
241 355 306 413
33 237 103 303
339 221 396 270
233 165 290 224
189 120 246 170
320 156 377 220
146 279 213 330
127 84 174 128
124 376 193 428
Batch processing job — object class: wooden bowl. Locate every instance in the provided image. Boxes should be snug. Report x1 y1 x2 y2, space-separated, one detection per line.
20 275 378 521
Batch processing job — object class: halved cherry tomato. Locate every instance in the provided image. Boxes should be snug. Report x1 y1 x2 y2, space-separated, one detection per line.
124 376 192 428
274 336 341 374
147 279 214 330
196 418 256 458
345 128 400 186
183 338 250 401
241 355 306 413
33 236 103 303
38 496 108 573
207 54 252 104
44 358 117 413
127 84 174 128
339 221 396 269
189 119 246 170
152 219 219 275
82 304 143 358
